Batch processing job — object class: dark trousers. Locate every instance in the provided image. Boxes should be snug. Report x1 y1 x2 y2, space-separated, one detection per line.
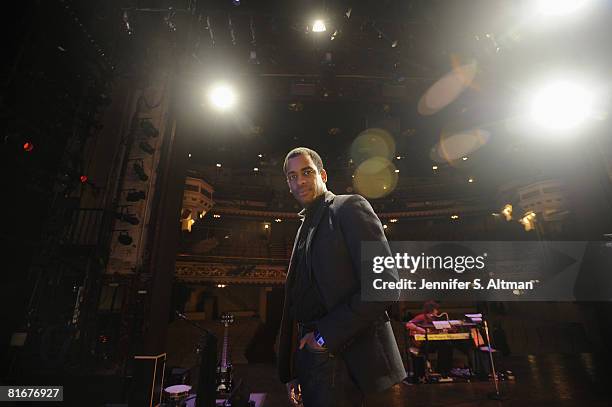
295 345 395 407
419 340 475 376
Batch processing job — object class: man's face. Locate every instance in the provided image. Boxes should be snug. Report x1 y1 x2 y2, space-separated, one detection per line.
285 154 327 207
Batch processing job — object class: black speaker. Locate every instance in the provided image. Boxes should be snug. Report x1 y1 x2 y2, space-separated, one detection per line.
129 353 166 407
196 334 217 407
225 378 252 407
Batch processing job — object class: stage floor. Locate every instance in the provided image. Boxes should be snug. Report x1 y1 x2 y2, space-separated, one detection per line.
5 353 611 406
235 353 612 406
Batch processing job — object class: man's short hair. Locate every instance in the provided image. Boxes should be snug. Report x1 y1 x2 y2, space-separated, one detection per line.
283 147 324 175
423 300 440 314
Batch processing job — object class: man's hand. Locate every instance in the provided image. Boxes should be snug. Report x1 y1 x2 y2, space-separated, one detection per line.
286 379 302 406
299 332 325 350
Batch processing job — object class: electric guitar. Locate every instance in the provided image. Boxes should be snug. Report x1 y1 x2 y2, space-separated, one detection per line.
216 313 234 394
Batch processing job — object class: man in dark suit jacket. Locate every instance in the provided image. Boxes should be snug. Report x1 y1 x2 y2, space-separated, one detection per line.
278 147 406 406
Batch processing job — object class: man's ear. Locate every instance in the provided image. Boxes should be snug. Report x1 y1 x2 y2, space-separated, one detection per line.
320 168 328 183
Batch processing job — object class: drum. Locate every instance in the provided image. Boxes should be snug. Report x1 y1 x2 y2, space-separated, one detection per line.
164 384 192 407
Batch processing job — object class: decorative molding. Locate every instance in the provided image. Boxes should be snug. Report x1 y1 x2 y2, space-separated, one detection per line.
176 261 287 285
212 205 488 219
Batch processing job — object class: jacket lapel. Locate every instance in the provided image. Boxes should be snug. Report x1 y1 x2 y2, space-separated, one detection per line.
305 191 336 280
285 221 304 283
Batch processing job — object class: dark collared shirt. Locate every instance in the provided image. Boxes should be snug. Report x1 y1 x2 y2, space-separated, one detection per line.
289 194 327 323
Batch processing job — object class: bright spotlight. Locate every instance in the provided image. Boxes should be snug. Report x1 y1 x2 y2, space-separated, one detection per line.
312 20 326 32
535 0 589 16
208 83 237 111
530 81 593 131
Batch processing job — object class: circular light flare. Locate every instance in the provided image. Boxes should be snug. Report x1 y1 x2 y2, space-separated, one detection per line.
207 83 237 111
352 157 398 199
530 81 593 131
23 142 34 152
312 20 326 32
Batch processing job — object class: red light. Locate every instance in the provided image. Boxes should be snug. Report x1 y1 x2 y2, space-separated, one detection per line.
23 142 34 152
80 175 88 183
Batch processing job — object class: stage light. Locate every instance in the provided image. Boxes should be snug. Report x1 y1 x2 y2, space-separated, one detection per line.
519 211 537 231
288 102 304 112
216 163 222 167
126 190 146 201
122 11 134 36
118 232 133 246
389 218 398 223
213 214 221 218
535 0 589 16
322 52 333 66
394 169 400 173
253 167 259 172
312 20 326 32
23 142 34 152
248 50 260 65
133 162 148 181
502 204 513 221
468 177 474 183
451 215 459 220
207 83 237 111
80 175 88 183
188 153 192 158
116 213 139 225
164 7 177 32
383 224 388 229
530 81 593 131
275 218 282 223
139 140 155 154
432 165 438 170
258 154 263 158
140 119 159 137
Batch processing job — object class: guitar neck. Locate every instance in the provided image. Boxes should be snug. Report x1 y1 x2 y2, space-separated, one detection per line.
221 324 230 367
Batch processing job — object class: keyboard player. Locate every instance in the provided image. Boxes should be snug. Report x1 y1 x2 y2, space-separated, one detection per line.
405 300 476 378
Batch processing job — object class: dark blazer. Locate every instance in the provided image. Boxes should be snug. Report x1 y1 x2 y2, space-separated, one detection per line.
277 191 406 393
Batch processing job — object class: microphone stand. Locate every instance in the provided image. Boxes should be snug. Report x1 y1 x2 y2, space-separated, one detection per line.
174 311 218 407
483 319 507 400
175 310 212 337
